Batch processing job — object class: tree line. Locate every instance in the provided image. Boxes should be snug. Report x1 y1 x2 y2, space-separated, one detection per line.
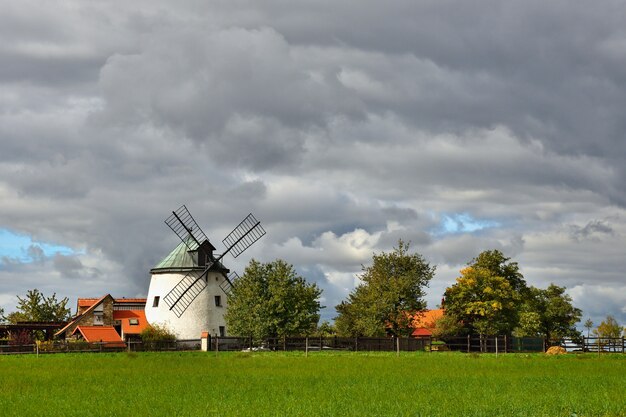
2 241 624 343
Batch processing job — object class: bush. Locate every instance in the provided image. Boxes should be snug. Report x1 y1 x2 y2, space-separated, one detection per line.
140 324 176 350
36 340 56 352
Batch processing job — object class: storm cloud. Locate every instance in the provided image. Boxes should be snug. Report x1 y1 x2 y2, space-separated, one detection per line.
1 0 625 327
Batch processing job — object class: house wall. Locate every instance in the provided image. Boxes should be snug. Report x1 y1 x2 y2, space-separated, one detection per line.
62 296 115 338
145 270 228 339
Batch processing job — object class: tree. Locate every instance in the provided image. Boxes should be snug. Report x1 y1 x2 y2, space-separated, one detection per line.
225 259 322 341
444 266 521 336
584 318 594 338
515 311 542 337
315 321 336 337
594 315 622 352
469 250 528 294
334 240 435 337
522 284 582 343
4 289 71 324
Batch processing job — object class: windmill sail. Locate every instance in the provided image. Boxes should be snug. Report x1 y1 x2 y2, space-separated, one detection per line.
163 270 209 318
222 213 266 257
219 271 240 295
165 205 209 251
161 209 265 316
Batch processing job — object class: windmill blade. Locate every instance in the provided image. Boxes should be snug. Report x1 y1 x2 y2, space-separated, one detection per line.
222 213 266 258
165 205 209 251
219 271 240 295
163 269 209 318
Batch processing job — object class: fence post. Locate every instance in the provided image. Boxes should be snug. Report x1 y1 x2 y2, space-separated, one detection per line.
467 334 471 353
305 337 309 357
355 337 358 352
396 336 400 357
504 335 507 353
495 336 498 358
622 337 625 354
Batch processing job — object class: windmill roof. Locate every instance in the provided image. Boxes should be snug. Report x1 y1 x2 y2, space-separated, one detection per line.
151 239 228 273
151 240 200 272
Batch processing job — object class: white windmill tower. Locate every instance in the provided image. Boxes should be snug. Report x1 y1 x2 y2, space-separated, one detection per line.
145 205 265 339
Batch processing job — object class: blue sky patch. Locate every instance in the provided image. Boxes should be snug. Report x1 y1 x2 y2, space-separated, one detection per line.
0 229 79 264
437 213 500 235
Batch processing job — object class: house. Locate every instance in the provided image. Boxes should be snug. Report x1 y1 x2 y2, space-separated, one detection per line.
411 309 445 338
55 295 148 345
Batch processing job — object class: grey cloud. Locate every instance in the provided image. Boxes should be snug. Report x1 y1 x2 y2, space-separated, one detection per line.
26 245 45 264
570 220 614 241
1 0 626 325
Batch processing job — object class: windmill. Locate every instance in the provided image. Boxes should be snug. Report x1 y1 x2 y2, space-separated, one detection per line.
145 205 265 338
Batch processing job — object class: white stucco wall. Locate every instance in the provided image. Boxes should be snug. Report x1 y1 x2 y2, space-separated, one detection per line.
145 270 229 339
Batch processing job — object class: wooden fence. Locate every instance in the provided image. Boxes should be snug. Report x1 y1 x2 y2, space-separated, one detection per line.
2 335 624 355
0 339 201 355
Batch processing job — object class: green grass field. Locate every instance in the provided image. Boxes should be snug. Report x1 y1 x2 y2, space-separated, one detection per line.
1 351 625 417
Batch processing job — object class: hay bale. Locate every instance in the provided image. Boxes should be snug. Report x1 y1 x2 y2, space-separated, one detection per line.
545 346 567 355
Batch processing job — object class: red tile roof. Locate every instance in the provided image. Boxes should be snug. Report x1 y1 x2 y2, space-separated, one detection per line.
113 310 149 335
412 328 434 337
72 326 126 347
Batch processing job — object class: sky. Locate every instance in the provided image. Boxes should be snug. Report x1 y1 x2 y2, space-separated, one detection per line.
1 0 625 328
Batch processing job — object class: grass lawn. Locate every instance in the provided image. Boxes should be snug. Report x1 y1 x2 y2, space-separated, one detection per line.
1 351 625 416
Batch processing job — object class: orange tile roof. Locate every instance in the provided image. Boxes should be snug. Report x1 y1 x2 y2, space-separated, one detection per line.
72 326 126 347
113 310 149 335
409 309 444 337
411 309 444 328
77 298 100 308
115 298 147 303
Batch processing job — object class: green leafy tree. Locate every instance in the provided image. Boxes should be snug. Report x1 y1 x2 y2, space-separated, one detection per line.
315 321 336 337
334 240 435 337
515 311 542 337
225 259 322 341
522 284 582 343
4 289 71 324
470 250 528 294
444 266 521 336
431 314 466 338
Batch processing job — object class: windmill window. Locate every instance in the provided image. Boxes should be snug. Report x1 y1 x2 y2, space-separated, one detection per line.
129 318 139 326
214 296 222 307
153 296 160 307
219 326 225 337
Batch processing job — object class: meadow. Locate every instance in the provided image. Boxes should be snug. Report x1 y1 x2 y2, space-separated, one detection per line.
1 351 625 417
